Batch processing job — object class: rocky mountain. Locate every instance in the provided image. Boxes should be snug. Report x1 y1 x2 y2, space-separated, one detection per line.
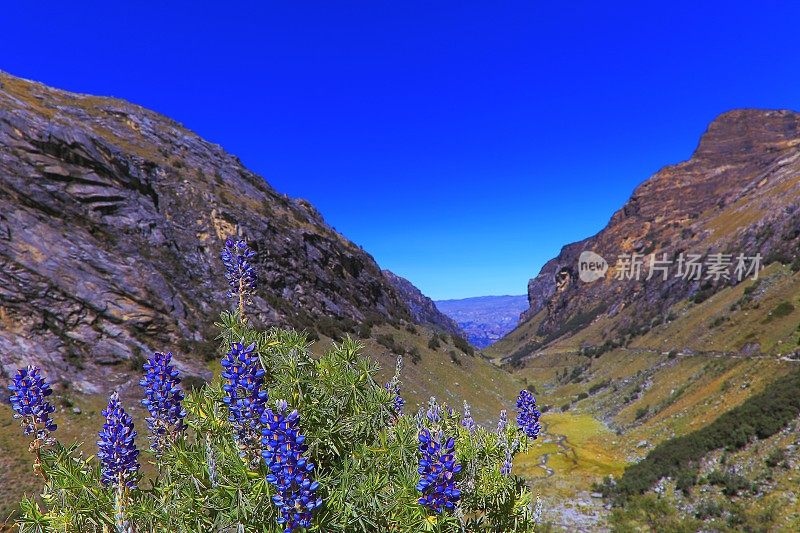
487 109 800 530
511 109 800 362
435 295 528 348
0 72 421 391
382 270 463 336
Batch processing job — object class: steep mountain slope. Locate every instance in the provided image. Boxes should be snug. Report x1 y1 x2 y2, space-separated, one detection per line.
435 295 528 348
0 73 527 522
505 109 800 365
0 72 419 391
382 270 463 336
487 109 800 530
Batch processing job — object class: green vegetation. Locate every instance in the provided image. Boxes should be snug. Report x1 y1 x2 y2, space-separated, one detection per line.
615 367 800 499
376 333 404 355
452 334 474 356
427 335 441 350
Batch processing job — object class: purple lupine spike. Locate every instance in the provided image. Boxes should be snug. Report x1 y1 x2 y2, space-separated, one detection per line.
139 351 187 453
516 390 542 440
461 401 476 434
385 381 405 417
497 409 508 433
261 400 322 533
221 238 257 299
500 445 513 477
417 428 462 514
8 365 57 442
97 392 140 489
385 353 404 418
426 397 442 425
221 341 267 460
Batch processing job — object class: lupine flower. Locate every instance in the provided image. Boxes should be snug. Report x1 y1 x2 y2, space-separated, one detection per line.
461 401 476 434
497 409 508 433
426 396 442 425
221 239 257 313
385 381 404 417
97 392 140 489
221 341 267 460
262 400 322 533
417 428 462 514
139 351 186 453
500 445 513 476
516 390 542 440
8 365 57 442
385 353 404 417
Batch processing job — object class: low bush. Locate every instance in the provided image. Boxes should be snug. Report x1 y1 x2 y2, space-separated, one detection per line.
5 238 541 533
427 335 441 351
376 333 404 355
614 366 800 499
452 334 474 356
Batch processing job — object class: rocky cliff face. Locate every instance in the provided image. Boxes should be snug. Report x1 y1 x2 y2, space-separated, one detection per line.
382 270 462 336
518 109 800 350
0 72 413 391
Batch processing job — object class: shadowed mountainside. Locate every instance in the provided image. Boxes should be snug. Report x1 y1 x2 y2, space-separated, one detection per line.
382 270 463 337
0 72 451 392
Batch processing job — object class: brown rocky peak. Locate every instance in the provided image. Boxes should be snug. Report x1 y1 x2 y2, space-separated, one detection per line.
517 108 800 357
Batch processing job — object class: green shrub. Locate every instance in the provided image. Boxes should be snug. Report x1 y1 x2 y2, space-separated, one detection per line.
765 448 786 468
772 301 795 318
408 346 421 365
376 333 403 355
9 312 537 532
706 469 750 496
614 366 800 499
452 335 474 356
588 380 610 395
427 335 441 351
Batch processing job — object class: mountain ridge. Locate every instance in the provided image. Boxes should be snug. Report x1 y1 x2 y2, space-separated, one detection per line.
514 108 800 356
0 71 426 391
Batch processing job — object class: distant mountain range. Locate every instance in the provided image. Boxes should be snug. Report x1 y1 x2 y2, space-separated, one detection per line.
435 295 528 348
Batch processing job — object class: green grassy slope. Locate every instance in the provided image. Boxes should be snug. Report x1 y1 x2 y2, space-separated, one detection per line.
486 263 800 529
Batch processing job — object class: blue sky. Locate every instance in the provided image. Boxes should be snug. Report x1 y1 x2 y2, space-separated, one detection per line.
3 2 800 299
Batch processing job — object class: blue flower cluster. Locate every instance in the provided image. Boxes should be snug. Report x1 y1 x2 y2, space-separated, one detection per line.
97 392 140 488
461 401 476 434
262 400 322 533
417 428 462 514
221 238 257 299
515 390 542 440
8 365 57 442
140 351 187 453
385 381 404 417
221 341 268 458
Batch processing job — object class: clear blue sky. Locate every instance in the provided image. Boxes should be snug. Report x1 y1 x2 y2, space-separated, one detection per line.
3 2 800 299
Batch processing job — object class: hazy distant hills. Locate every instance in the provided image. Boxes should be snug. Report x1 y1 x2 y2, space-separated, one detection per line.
435 295 528 348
